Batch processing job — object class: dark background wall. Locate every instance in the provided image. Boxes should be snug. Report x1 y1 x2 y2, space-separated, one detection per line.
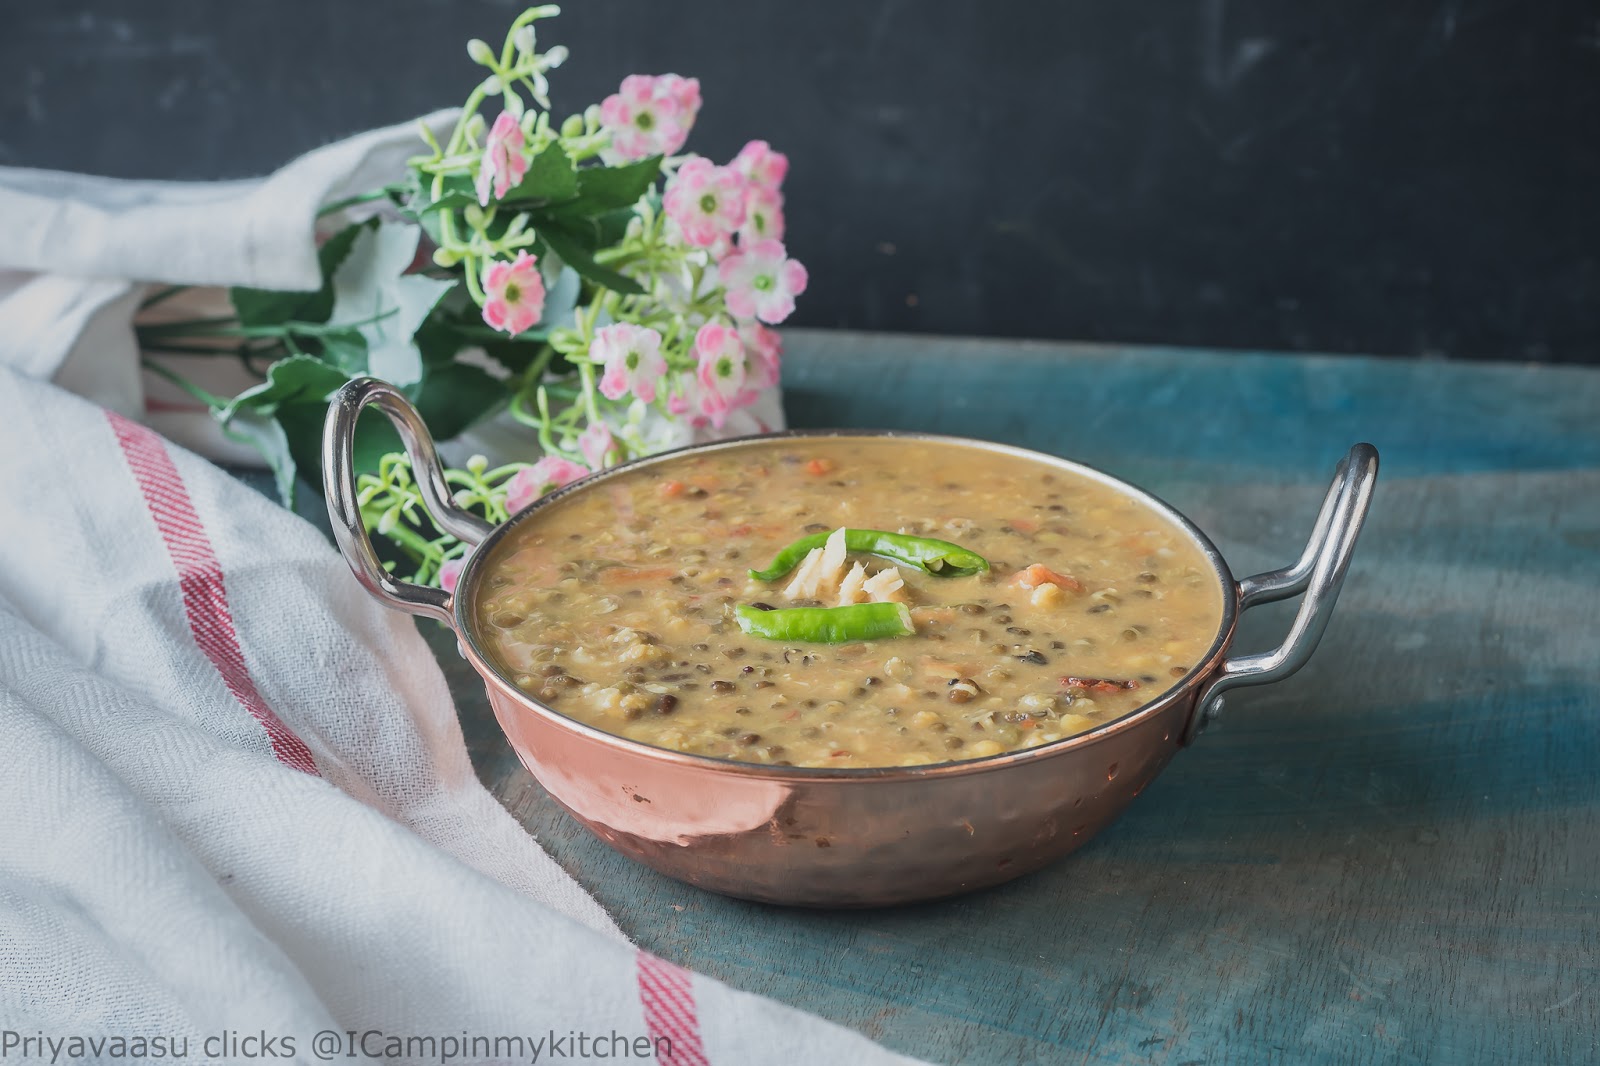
2 0 1596 362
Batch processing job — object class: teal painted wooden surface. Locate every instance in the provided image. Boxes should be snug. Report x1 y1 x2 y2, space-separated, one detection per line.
428 332 1600 1065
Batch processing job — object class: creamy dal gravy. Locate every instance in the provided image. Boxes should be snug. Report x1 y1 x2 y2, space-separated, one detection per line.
474 438 1224 768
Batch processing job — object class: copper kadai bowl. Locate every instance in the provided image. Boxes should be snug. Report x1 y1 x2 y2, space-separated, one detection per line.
323 379 1379 907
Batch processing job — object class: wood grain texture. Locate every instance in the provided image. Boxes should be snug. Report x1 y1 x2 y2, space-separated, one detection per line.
429 331 1600 1065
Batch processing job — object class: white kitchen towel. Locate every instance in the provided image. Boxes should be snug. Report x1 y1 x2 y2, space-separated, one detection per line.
0 110 463 462
0 365 923 1065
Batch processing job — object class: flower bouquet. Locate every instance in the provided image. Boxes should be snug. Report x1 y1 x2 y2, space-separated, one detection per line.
141 4 806 588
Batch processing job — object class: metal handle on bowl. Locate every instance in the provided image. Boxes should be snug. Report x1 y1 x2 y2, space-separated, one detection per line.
322 377 495 624
1182 443 1380 744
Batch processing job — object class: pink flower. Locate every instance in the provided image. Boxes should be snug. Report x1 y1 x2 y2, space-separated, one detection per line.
438 558 465 594
693 322 747 428
599 74 702 163
718 239 808 324
658 74 702 118
740 322 783 390
476 112 530 206
592 323 667 403
481 251 546 337
668 376 712 429
578 421 617 469
732 140 789 191
666 386 691 417
664 157 747 249
504 456 590 513
665 371 758 430
739 185 785 245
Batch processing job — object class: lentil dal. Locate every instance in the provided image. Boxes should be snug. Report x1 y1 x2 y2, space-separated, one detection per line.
474 438 1224 768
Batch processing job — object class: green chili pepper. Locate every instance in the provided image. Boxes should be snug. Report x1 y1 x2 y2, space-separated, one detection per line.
734 602 915 643
748 529 989 582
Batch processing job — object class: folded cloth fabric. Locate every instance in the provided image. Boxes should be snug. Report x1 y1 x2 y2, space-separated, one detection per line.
0 367 921 1064
0 111 466 460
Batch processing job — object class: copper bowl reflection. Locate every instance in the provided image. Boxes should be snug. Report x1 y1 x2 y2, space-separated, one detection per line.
325 379 1377 906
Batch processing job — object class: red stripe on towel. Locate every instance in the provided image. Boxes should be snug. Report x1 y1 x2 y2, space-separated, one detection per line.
107 411 319 776
637 952 710 1065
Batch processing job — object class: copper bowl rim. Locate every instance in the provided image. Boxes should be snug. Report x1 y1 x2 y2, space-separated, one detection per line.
451 429 1240 782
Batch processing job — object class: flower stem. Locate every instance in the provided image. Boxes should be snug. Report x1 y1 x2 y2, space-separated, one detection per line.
139 284 190 311
447 84 492 156
137 342 257 358
577 359 602 424
462 257 486 303
359 504 433 565
139 359 232 408
318 184 403 217
138 310 397 341
135 315 243 335
518 343 556 392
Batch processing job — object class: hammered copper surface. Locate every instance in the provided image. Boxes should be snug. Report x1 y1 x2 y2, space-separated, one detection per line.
476 665 1212 905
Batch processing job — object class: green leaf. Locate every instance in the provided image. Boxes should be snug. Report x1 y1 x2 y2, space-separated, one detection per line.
396 165 428 214
415 207 447 249
397 168 452 246
276 400 402 498
219 411 298 507
590 206 638 249
229 286 320 332
416 292 553 376
503 141 579 204
537 224 645 295
411 171 480 215
229 221 367 328
539 265 581 333
369 275 455 385
219 354 350 421
540 205 639 258
414 308 467 369
549 156 662 217
475 336 545 376
415 362 509 441
218 354 349 501
326 222 455 388
316 329 369 375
